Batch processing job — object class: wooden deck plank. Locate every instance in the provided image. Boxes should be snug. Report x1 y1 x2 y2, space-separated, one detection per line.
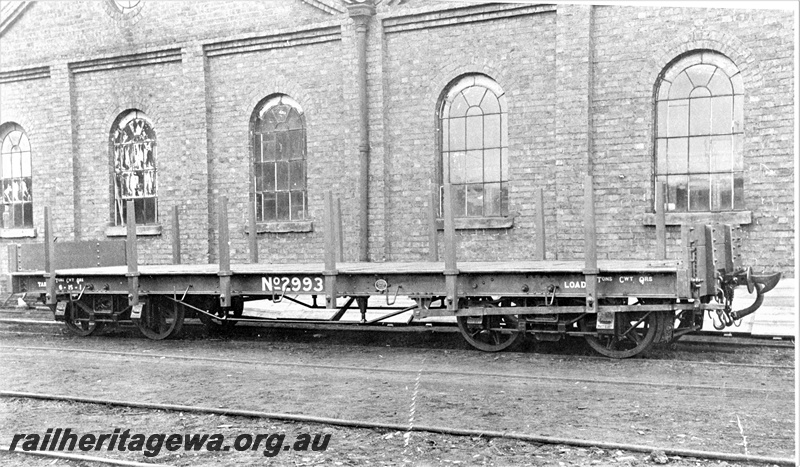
14 258 681 277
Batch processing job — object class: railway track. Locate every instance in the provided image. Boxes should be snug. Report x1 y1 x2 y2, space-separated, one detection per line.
0 311 794 349
0 345 792 395
0 390 794 466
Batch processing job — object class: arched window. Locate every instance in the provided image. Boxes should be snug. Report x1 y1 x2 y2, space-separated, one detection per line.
0 123 33 229
655 51 744 212
252 95 307 222
439 74 508 218
110 110 157 225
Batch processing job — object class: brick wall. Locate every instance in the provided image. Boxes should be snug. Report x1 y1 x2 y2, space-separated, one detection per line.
0 1 793 298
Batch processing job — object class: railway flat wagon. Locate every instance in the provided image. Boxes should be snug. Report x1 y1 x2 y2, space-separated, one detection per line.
8 177 781 358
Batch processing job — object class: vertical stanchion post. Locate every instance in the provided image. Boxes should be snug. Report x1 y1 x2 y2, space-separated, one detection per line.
334 197 344 263
655 181 667 260
678 224 692 300
584 176 604 328
443 184 459 313
323 192 338 310
248 195 258 264
172 206 182 265
428 185 439 262
44 206 57 306
218 196 232 310
126 201 141 318
534 187 546 260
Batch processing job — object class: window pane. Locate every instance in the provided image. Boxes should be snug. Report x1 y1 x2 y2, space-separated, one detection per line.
442 119 449 152
23 201 33 228
669 72 693 99
501 114 508 147
263 193 276 221
452 184 466 217
686 64 715 87
710 173 732 211
657 102 668 137
466 115 483 150
275 132 289 161
733 174 744 209
449 117 465 151
290 191 305 220
484 114 501 148
667 100 689 137
448 151 466 184
501 183 509 217
656 139 667 174
261 134 275 161
466 184 483 217
1 154 10 179
689 174 710 211
668 175 688 212
709 135 732 172
500 148 509 182
667 138 688 174
465 150 482 183
484 182 502 217
256 193 263 222
688 137 710 173
289 160 304 191
481 91 500 114
463 86 486 107
450 93 469 118
13 203 22 227
11 151 21 177
711 96 733 135
21 177 31 201
276 192 290 220
484 148 501 183
288 130 304 160
707 69 732 95
264 163 276 192
689 97 711 135
255 164 264 192
276 161 289 191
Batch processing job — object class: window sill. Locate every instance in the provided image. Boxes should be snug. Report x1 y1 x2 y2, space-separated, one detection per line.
643 211 752 226
0 228 37 239
105 224 163 237
247 220 314 234
435 216 515 230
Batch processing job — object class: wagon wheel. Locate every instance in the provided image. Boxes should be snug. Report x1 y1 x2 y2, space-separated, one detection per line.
63 301 99 337
457 314 524 352
580 311 659 359
135 297 185 340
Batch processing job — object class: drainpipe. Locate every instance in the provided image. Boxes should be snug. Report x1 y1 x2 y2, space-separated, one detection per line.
346 1 375 262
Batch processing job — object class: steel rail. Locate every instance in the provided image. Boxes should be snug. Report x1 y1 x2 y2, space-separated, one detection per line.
0 390 793 466
1 315 795 348
0 346 792 395
0 320 794 370
0 445 174 466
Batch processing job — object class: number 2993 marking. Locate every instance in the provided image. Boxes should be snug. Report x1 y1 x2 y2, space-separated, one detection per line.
262 276 324 293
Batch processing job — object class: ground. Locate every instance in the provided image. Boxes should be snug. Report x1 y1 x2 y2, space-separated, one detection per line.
0 319 795 466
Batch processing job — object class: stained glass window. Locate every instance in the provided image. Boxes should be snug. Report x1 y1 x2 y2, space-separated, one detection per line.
253 95 307 222
439 74 508 217
111 110 157 225
655 51 744 212
0 123 33 229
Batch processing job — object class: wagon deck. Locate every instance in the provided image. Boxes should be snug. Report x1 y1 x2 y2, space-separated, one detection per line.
8 178 781 358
